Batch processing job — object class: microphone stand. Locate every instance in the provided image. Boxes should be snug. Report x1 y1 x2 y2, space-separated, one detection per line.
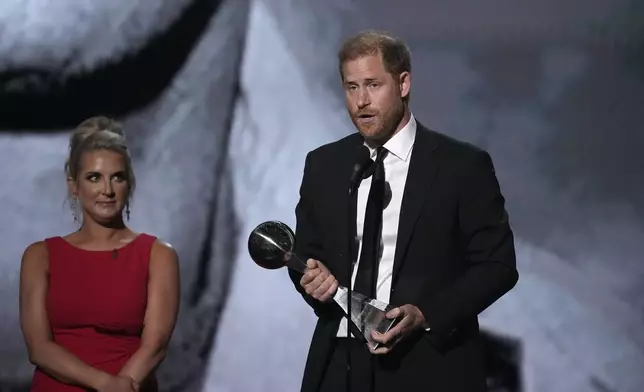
347 178 366 392
345 147 370 392
347 184 356 392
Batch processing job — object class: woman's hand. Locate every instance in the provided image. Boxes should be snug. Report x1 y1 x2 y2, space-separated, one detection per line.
96 375 137 392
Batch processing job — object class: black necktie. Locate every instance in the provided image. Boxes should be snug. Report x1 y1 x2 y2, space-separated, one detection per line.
354 146 387 299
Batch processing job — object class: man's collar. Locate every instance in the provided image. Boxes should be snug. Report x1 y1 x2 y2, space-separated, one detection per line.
365 113 417 162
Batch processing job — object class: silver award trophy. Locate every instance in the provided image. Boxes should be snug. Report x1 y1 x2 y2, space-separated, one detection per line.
247 220 397 349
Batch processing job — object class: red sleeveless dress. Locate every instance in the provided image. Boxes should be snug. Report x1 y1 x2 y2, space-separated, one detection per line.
30 234 158 392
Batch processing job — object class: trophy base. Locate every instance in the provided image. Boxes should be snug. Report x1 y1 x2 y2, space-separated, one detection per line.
333 287 399 350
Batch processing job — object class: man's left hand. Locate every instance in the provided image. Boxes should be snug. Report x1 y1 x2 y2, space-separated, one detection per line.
368 304 426 355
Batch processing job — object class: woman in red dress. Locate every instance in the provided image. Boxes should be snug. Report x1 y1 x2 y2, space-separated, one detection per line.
19 116 180 392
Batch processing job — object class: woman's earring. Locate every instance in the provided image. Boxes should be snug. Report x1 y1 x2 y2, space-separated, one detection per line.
126 204 131 221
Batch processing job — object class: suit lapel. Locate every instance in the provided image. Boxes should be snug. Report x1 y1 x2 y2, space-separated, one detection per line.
391 125 439 286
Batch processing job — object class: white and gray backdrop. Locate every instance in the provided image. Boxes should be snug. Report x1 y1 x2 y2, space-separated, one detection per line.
1 1 643 391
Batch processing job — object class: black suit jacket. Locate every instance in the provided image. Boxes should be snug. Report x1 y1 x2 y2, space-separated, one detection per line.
289 122 518 392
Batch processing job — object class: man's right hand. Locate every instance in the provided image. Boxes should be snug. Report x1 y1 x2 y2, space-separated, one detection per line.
300 259 338 303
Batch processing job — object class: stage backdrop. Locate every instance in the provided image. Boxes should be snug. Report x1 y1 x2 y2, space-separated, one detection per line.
1 1 643 392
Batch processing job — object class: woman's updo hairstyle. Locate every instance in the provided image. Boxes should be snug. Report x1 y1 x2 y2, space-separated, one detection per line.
64 116 136 198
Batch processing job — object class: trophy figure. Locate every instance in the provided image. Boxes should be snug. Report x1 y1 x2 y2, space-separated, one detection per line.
247 220 398 349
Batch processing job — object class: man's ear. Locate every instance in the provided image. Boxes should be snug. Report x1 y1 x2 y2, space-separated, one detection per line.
399 71 411 100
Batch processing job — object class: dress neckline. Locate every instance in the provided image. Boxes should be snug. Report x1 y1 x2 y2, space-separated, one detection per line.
56 233 144 253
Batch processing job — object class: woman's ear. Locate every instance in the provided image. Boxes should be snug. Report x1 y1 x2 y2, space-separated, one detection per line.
67 176 78 197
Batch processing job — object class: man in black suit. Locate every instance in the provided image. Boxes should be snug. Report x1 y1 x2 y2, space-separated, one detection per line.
289 30 518 392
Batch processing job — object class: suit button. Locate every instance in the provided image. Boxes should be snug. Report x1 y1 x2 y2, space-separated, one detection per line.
339 252 343 257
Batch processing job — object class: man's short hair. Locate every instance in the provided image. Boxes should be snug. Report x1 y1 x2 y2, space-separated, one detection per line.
338 30 411 79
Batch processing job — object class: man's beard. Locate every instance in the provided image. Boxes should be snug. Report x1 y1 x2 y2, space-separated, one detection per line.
354 101 405 145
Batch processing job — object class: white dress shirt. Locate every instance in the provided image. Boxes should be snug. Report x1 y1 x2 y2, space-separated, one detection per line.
335 114 417 337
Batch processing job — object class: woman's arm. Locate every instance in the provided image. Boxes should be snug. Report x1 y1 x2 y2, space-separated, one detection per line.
118 240 180 385
19 241 115 390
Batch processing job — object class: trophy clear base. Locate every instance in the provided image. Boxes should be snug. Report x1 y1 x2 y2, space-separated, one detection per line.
333 287 398 350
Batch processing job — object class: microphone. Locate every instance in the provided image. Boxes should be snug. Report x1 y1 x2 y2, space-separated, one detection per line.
348 146 372 195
